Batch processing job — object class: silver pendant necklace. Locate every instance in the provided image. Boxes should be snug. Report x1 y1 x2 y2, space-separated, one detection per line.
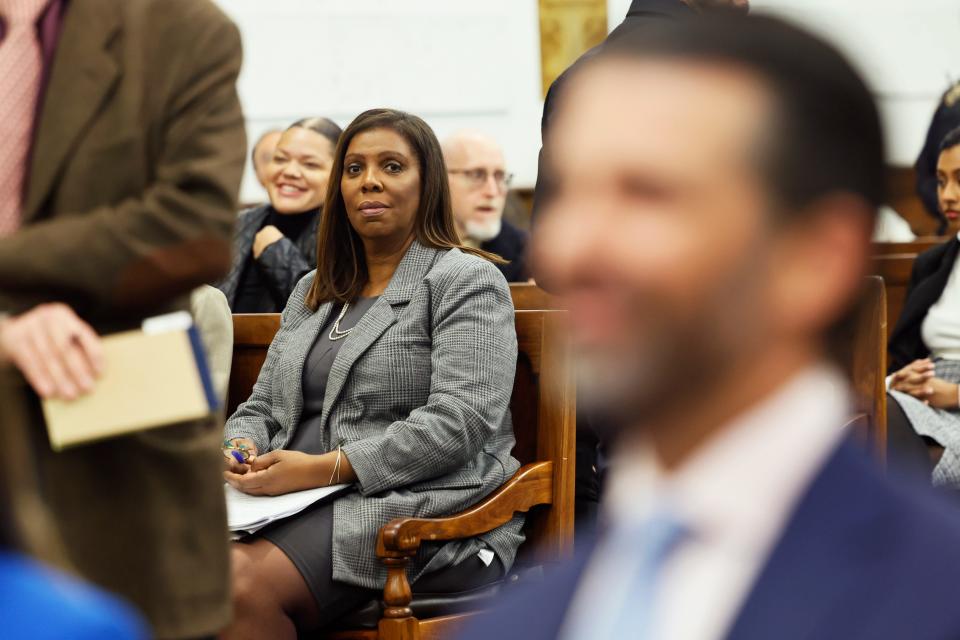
328 303 353 341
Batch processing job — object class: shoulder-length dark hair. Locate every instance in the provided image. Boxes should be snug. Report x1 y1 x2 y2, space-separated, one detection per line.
305 108 502 310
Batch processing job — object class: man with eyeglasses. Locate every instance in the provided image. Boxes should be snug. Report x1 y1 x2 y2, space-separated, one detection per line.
443 131 530 282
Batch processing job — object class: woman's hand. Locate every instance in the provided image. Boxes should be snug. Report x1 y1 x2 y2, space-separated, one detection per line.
890 359 959 409
0 303 103 400
909 376 960 410
253 225 284 259
222 437 259 475
224 450 325 496
890 358 936 395
926 377 960 409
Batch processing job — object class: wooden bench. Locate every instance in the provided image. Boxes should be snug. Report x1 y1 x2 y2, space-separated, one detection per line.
509 282 559 311
228 310 576 640
845 276 888 461
508 279 889 460
227 286 562 418
870 253 914 339
873 239 944 257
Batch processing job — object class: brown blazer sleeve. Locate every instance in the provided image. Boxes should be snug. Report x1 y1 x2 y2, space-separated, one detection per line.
0 5 245 316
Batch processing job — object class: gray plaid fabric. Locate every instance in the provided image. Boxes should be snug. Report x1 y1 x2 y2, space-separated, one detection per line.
225 241 525 589
891 358 960 486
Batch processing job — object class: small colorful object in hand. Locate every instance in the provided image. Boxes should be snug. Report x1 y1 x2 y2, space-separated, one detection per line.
223 439 252 464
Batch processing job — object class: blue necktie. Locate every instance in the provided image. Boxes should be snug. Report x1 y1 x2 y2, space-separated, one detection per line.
603 511 689 639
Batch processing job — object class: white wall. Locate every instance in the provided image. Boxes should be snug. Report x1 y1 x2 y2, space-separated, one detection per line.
223 0 960 202
217 0 545 203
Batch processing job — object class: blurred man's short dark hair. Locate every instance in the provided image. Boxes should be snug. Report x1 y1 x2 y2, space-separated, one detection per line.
598 13 885 217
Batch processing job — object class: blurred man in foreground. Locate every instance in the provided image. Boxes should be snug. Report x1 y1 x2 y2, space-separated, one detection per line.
532 0 751 530
462 14 960 640
0 0 246 637
443 131 529 282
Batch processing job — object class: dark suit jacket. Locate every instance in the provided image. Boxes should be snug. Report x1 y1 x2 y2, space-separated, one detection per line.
459 440 960 640
887 238 960 373
532 0 692 225
482 220 530 282
217 204 320 311
0 1 246 637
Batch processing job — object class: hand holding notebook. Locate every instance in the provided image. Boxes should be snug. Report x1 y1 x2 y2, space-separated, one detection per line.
0 303 104 401
40 312 218 450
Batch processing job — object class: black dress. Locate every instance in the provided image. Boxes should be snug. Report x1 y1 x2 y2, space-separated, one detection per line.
246 298 502 628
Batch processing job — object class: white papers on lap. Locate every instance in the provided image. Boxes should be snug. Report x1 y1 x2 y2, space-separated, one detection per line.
225 483 351 536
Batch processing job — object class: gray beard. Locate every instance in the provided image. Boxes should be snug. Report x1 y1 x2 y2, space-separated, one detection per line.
464 218 502 243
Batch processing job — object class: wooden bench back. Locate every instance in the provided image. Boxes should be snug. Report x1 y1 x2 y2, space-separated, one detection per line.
228 309 577 561
227 313 281 418
873 239 944 257
510 310 576 559
846 276 888 460
869 253 914 339
509 279 889 460
509 282 560 311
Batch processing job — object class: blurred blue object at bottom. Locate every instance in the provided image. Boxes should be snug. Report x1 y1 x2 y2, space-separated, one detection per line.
0 552 147 640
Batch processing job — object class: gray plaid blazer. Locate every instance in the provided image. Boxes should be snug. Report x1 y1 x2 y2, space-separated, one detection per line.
225 241 525 589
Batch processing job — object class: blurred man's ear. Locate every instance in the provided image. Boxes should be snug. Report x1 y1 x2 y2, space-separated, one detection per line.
766 194 873 341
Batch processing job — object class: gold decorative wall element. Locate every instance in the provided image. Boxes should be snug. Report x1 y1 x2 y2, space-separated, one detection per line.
539 0 608 98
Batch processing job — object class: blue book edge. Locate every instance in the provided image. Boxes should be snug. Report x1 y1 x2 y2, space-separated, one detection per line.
187 325 220 412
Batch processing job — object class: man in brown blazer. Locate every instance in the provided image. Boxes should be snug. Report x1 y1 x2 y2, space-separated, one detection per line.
0 0 246 637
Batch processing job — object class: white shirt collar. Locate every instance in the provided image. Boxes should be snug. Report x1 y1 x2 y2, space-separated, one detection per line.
604 363 852 558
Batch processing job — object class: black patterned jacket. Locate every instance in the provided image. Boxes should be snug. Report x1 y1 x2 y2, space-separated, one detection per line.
217 204 320 311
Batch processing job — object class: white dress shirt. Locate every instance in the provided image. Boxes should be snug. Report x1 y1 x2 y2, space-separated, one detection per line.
921 233 960 360
561 364 851 640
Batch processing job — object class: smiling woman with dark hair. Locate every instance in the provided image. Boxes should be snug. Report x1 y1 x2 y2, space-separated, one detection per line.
218 117 343 313
220 108 523 636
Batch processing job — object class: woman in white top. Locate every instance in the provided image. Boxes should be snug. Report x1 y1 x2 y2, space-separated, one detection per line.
888 126 960 485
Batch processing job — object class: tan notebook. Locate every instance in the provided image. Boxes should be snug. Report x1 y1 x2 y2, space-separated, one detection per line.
41 317 218 451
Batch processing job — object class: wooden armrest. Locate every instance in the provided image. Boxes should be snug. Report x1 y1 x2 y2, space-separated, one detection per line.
377 461 553 558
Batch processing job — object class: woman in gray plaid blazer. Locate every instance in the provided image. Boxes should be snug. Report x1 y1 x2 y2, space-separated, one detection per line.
221 109 525 636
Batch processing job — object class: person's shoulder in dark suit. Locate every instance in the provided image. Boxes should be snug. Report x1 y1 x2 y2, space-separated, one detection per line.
533 0 694 228
727 442 960 639
540 0 693 132
456 442 960 640
481 220 529 282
